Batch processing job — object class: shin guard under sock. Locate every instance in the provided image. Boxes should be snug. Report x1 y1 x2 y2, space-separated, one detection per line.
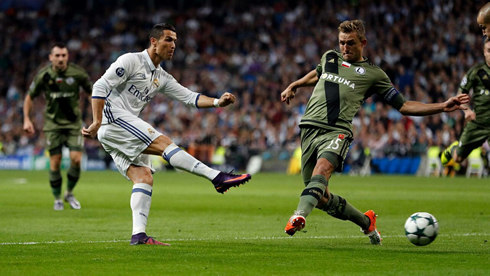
295 175 328 217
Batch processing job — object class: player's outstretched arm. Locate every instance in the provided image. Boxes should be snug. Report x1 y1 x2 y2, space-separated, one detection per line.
281 69 318 105
398 94 469 116
82 98 105 139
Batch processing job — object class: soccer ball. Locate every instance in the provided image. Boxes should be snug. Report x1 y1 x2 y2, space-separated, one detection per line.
404 212 439 246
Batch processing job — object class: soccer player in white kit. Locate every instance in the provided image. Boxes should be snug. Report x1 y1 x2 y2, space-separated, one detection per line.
82 23 251 246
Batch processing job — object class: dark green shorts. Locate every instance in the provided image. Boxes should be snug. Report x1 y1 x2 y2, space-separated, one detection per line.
300 127 353 184
45 128 84 155
456 122 490 159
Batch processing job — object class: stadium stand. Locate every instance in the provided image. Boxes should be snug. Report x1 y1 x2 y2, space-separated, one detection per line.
0 0 488 175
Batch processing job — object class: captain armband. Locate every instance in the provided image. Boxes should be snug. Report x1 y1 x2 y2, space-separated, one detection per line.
383 87 406 110
213 98 220 107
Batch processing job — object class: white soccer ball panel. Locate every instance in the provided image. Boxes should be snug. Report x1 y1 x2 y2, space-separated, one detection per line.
423 225 436 236
404 221 418 233
415 218 429 228
417 212 431 217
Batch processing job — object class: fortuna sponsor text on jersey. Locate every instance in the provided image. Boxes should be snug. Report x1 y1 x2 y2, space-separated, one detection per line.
319 73 356 89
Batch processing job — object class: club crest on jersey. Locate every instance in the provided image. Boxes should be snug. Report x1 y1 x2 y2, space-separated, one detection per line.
116 67 125 77
66 77 75 85
354 67 366 75
148 128 155 135
338 134 345 140
153 78 159 88
341 61 351 68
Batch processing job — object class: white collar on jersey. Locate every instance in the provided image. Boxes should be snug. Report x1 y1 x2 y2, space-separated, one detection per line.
142 49 157 72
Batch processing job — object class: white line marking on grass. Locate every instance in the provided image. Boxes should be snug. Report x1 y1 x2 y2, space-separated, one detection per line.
1 233 488 246
12 178 27 184
0 240 127 245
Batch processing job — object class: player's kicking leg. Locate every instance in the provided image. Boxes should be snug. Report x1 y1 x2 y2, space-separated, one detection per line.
211 171 251 193
162 143 251 193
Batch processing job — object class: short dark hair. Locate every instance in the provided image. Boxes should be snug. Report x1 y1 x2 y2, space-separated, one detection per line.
338 20 366 41
52 42 67 50
149 23 176 40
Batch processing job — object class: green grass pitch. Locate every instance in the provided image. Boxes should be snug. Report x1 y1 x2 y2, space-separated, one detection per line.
0 170 488 275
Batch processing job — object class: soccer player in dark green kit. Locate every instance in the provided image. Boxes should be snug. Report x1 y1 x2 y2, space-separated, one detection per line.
281 20 469 244
23 43 92 210
441 4 490 169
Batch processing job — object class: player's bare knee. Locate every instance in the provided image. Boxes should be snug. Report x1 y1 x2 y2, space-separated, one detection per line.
127 165 154 185
50 157 62 170
160 135 174 148
145 135 174 155
71 157 82 168
132 174 153 186
314 161 334 178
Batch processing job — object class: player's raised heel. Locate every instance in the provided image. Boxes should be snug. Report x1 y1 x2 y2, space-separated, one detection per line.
361 210 382 245
285 214 306 236
212 172 251 194
130 233 170 246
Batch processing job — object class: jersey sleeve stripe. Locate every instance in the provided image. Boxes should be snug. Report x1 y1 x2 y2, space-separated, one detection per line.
195 93 201 108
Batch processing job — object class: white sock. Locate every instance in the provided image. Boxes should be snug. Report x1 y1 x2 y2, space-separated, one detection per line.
163 143 220 180
130 183 152 235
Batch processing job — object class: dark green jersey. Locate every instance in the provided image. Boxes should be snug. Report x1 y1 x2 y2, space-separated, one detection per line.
28 63 92 131
459 62 490 127
299 50 406 134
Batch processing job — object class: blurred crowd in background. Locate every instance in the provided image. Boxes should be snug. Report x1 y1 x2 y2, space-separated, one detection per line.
0 0 487 171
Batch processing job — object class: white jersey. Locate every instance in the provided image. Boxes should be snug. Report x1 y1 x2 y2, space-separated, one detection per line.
92 50 200 124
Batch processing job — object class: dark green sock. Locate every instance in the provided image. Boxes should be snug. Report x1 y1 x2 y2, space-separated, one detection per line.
296 175 328 217
49 170 62 199
319 193 370 229
67 166 81 192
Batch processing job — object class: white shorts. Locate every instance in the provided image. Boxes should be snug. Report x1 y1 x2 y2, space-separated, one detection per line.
97 113 162 180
